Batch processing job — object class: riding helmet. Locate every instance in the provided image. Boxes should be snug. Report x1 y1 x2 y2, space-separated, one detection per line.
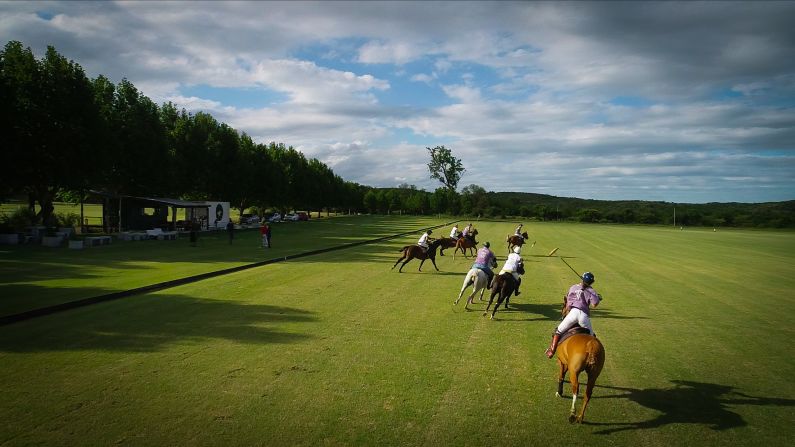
426 229 432 234
582 272 595 285
484 242 490 248
513 246 521 254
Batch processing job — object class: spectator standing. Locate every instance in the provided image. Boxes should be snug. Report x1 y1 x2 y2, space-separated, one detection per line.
226 220 234 244
260 222 270 248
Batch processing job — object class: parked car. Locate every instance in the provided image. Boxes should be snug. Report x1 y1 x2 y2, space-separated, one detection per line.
284 213 299 221
296 212 309 221
240 214 260 224
267 213 282 223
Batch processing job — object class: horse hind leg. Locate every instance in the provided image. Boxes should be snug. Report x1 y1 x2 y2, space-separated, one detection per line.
568 370 581 423
576 372 599 423
556 361 568 398
392 253 406 270
483 289 499 316
455 276 473 305
398 255 413 272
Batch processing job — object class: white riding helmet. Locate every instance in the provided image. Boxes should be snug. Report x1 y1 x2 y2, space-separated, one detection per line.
513 246 521 254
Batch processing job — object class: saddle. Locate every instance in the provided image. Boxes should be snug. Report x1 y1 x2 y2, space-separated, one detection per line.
559 326 592 345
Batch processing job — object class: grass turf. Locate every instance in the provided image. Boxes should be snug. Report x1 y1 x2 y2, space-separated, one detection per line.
1 220 794 446
0 215 445 318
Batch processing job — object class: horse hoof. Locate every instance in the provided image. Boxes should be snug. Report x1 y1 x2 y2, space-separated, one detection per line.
555 392 562 398
568 414 577 424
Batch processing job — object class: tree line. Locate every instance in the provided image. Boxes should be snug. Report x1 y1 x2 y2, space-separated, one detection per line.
1 41 367 226
361 185 794 228
2 41 792 229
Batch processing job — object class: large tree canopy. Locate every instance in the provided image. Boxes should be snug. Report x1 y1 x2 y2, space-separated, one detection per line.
427 145 465 192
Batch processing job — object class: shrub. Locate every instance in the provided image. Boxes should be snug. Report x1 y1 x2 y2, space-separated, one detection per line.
2 207 36 232
55 212 81 228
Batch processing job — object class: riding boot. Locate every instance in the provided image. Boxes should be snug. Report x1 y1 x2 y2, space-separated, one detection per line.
514 277 522 296
545 332 561 358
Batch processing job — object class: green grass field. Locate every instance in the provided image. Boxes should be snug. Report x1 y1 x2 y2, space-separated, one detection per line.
1 218 794 446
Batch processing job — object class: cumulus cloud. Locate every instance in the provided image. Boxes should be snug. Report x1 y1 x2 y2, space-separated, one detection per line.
1 1 793 202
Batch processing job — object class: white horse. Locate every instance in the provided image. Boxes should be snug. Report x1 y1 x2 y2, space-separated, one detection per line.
454 268 490 308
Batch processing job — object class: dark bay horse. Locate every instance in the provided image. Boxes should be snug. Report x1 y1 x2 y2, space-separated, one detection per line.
391 239 443 273
506 231 529 253
555 331 606 423
483 262 524 319
437 237 458 256
453 229 479 259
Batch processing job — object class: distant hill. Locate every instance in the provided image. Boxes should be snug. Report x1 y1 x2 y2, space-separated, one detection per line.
488 192 795 228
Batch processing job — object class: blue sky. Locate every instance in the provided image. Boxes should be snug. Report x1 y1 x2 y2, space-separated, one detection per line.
3 1 795 203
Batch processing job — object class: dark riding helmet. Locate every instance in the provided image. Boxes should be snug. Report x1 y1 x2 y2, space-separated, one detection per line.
426 229 432 234
484 241 490 248
582 272 595 285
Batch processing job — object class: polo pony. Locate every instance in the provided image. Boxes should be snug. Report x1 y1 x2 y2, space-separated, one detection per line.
506 231 529 253
391 239 443 273
554 330 606 423
483 262 524 319
454 257 497 308
452 229 479 259
437 237 458 256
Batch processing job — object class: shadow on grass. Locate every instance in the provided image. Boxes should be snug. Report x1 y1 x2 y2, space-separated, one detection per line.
586 381 795 434
0 292 317 353
481 301 649 322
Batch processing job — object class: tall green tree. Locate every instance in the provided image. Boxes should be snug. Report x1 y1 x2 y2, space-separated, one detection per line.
1 42 102 225
427 145 465 192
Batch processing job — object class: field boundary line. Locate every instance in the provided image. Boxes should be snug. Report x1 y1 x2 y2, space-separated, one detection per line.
0 220 458 326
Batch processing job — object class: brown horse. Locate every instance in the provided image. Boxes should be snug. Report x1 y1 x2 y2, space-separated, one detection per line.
506 231 529 253
391 239 443 273
483 262 524 319
555 331 606 423
437 237 458 256
452 229 479 259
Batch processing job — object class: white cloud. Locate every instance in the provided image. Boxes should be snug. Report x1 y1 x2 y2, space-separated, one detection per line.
1 0 793 202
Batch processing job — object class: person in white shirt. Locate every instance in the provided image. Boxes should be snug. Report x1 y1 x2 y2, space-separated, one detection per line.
498 245 523 295
417 229 433 252
449 224 460 240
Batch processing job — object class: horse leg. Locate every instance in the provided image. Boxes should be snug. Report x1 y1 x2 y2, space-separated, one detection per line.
399 255 413 273
430 257 439 271
568 369 581 423
556 360 567 397
455 275 474 305
392 253 406 270
483 288 499 316
576 372 598 423
491 288 507 319
418 258 426 271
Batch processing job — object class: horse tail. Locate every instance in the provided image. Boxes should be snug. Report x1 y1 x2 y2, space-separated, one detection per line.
506 235 510 242
585 338 605 369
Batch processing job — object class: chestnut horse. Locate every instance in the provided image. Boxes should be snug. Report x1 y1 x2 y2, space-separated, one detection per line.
452 229 479 259
483 261 524 319
391 239 443 273
506 231 529 253
554 331 606 423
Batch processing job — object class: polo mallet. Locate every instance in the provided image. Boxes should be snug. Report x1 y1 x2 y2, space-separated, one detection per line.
560 257 582 279
547 247 559 257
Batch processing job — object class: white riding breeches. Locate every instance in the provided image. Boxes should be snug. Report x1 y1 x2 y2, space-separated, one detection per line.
557 308 593 335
